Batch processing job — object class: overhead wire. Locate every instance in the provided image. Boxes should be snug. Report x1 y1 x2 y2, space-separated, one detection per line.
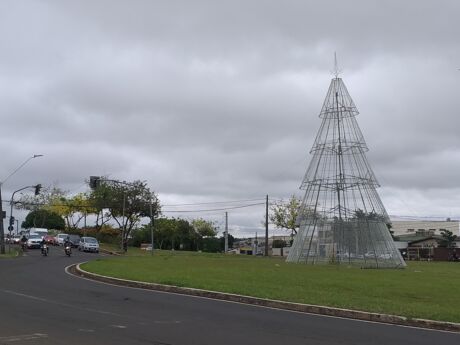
162 198 265 207
162 202 265 213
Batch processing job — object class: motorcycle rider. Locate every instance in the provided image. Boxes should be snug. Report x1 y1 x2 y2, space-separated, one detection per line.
20 234 28 251
40 237 49 255
64 236 72 254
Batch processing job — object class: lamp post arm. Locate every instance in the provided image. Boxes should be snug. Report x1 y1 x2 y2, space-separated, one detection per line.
9 186 36 234
0 154 43 254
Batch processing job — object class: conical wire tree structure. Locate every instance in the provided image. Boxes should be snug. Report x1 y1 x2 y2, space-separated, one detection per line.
286 75 406 268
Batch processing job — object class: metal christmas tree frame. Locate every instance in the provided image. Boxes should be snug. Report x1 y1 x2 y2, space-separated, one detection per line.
287 67 406 268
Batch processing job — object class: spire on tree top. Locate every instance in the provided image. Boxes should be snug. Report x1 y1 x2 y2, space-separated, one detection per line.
333 52 341 78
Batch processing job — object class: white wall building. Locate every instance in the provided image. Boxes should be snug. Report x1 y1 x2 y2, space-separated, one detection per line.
391 220 459 237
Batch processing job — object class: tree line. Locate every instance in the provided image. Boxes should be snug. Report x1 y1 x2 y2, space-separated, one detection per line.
15 179 234 252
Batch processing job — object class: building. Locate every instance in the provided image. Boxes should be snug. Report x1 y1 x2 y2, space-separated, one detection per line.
394 228 460 261
391 220 459 237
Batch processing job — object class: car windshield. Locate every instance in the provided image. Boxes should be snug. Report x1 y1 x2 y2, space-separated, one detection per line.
29 235 41 239
85 238 98 243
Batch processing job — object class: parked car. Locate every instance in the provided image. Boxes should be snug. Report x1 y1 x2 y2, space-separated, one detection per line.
56 233 69 246
27 234 42 249
44 235 57 245
68 234 81 248
9 236 21 244
78 237 99 253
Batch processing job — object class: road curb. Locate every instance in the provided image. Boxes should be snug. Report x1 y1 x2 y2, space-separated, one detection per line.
100 249 122 256
71 263 460 333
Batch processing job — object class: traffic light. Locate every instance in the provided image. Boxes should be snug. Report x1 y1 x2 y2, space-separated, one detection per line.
9 216 15 226
89 176 101 190
35 184 42 195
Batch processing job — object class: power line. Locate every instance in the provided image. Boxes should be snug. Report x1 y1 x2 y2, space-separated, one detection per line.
389 214 460 220
6 200 266 214
5 199 459 220
162 198 265 207
163 202 265 213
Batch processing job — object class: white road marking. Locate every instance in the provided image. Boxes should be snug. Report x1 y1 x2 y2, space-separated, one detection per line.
0 289 123 317
111 325 127 329
153 320 181 324
0 333 48 342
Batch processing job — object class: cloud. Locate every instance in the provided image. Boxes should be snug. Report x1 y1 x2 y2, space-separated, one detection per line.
1 1 459 236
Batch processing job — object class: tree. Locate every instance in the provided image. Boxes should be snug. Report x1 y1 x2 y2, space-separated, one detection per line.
191 218 217 250
88 179 160 251
22 209 65 230
352 208 394 238
132 217 221 252
155 218 178 250
15 185 67 212
46 193 95 231
439 229 457 248
269 195 301 236
175 219 196 250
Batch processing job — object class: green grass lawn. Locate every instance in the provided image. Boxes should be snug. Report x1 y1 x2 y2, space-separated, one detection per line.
0 247 20 258
82 250 460 323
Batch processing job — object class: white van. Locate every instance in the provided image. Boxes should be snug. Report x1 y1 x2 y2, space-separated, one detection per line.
30 228 48 237
56 233 69 246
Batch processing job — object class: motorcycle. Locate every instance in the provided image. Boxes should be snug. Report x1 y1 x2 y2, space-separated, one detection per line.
64 245 72 257
41 244 49 256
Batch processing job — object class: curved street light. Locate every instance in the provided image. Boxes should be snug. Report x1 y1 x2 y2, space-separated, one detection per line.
0 154 44 254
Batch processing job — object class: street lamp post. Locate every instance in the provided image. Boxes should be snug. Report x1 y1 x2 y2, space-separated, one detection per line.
7 185 34 253
9 184 41 236
0 154 43 254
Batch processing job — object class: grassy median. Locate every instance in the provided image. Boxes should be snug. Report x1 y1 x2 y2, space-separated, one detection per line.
82 250 460 323
0 247 21 258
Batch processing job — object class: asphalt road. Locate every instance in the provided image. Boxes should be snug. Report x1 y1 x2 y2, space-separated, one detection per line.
0 246 458 345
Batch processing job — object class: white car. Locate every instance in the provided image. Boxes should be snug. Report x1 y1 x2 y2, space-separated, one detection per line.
9 236 21 244
27 234 42 249
56 233 69 246
78 237 99 253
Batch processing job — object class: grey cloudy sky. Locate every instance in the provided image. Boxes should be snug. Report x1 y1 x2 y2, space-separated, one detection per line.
1 0 459 236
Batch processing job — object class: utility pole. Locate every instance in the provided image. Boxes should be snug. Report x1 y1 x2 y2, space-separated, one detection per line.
224 212 228 253
150 201 154 256
265 194 269 256
122 190 126 252
0 186 5 254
